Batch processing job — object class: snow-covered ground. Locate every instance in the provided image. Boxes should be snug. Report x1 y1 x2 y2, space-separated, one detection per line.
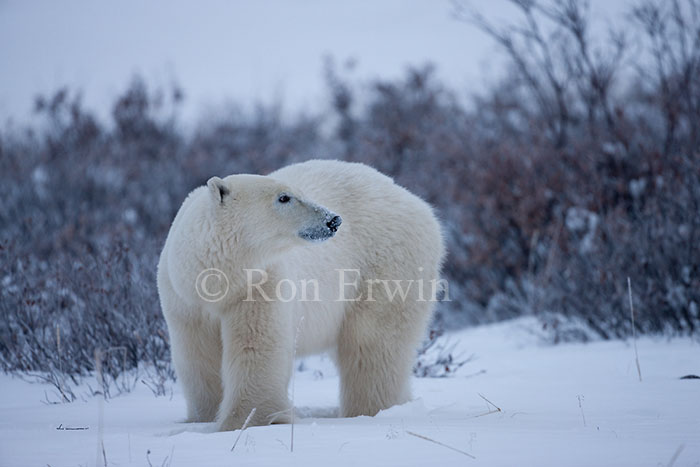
1 319 698 466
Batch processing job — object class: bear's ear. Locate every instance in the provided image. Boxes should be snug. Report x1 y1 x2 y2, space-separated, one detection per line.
207 176 230 204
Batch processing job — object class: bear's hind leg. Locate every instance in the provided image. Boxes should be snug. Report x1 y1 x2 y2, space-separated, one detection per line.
337 300 430 418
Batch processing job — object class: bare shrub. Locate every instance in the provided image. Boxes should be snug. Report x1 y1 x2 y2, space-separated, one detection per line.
414 329 473 378
445 0 700 337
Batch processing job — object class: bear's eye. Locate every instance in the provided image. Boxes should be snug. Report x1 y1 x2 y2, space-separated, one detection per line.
278 194 291 204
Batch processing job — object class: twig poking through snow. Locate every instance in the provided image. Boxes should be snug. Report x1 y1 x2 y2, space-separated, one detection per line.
165 445 175 467
406 431 476 459
478 393 502 412
628 277 643 382
577 395 586 427
94 349 107 467
290 315 305 453
230 408 257 452
468 392 503 418
56 324 68 403
666 444 685 467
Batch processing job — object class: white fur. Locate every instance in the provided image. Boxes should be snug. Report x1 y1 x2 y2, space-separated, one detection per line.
157 160 445 431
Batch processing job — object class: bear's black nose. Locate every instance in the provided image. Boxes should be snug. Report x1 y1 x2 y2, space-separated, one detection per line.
327 215 342 232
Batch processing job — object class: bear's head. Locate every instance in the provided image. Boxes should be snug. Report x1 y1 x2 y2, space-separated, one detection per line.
205 174 342 257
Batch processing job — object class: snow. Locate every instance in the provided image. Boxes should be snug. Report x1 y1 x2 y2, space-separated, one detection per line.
1 318 698 466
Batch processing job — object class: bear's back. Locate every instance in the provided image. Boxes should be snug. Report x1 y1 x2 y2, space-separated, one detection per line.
270 159 444 273
270 159 393 203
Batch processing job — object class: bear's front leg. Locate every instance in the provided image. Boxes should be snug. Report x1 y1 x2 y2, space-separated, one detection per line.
216 299 293 431
166 311 223 423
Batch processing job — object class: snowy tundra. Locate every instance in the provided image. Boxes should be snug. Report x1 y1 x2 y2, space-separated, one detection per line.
0 319 698 467
157 160 445 431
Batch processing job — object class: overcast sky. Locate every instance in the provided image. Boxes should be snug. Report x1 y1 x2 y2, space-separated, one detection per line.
0 0 631 125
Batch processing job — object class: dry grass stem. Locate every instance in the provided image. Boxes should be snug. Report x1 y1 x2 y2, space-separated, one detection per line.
628 277 643 382
406 430 476 459
290 315 305 452
230 407 257 452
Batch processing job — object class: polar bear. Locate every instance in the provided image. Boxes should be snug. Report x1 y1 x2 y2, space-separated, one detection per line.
157 159 444 431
